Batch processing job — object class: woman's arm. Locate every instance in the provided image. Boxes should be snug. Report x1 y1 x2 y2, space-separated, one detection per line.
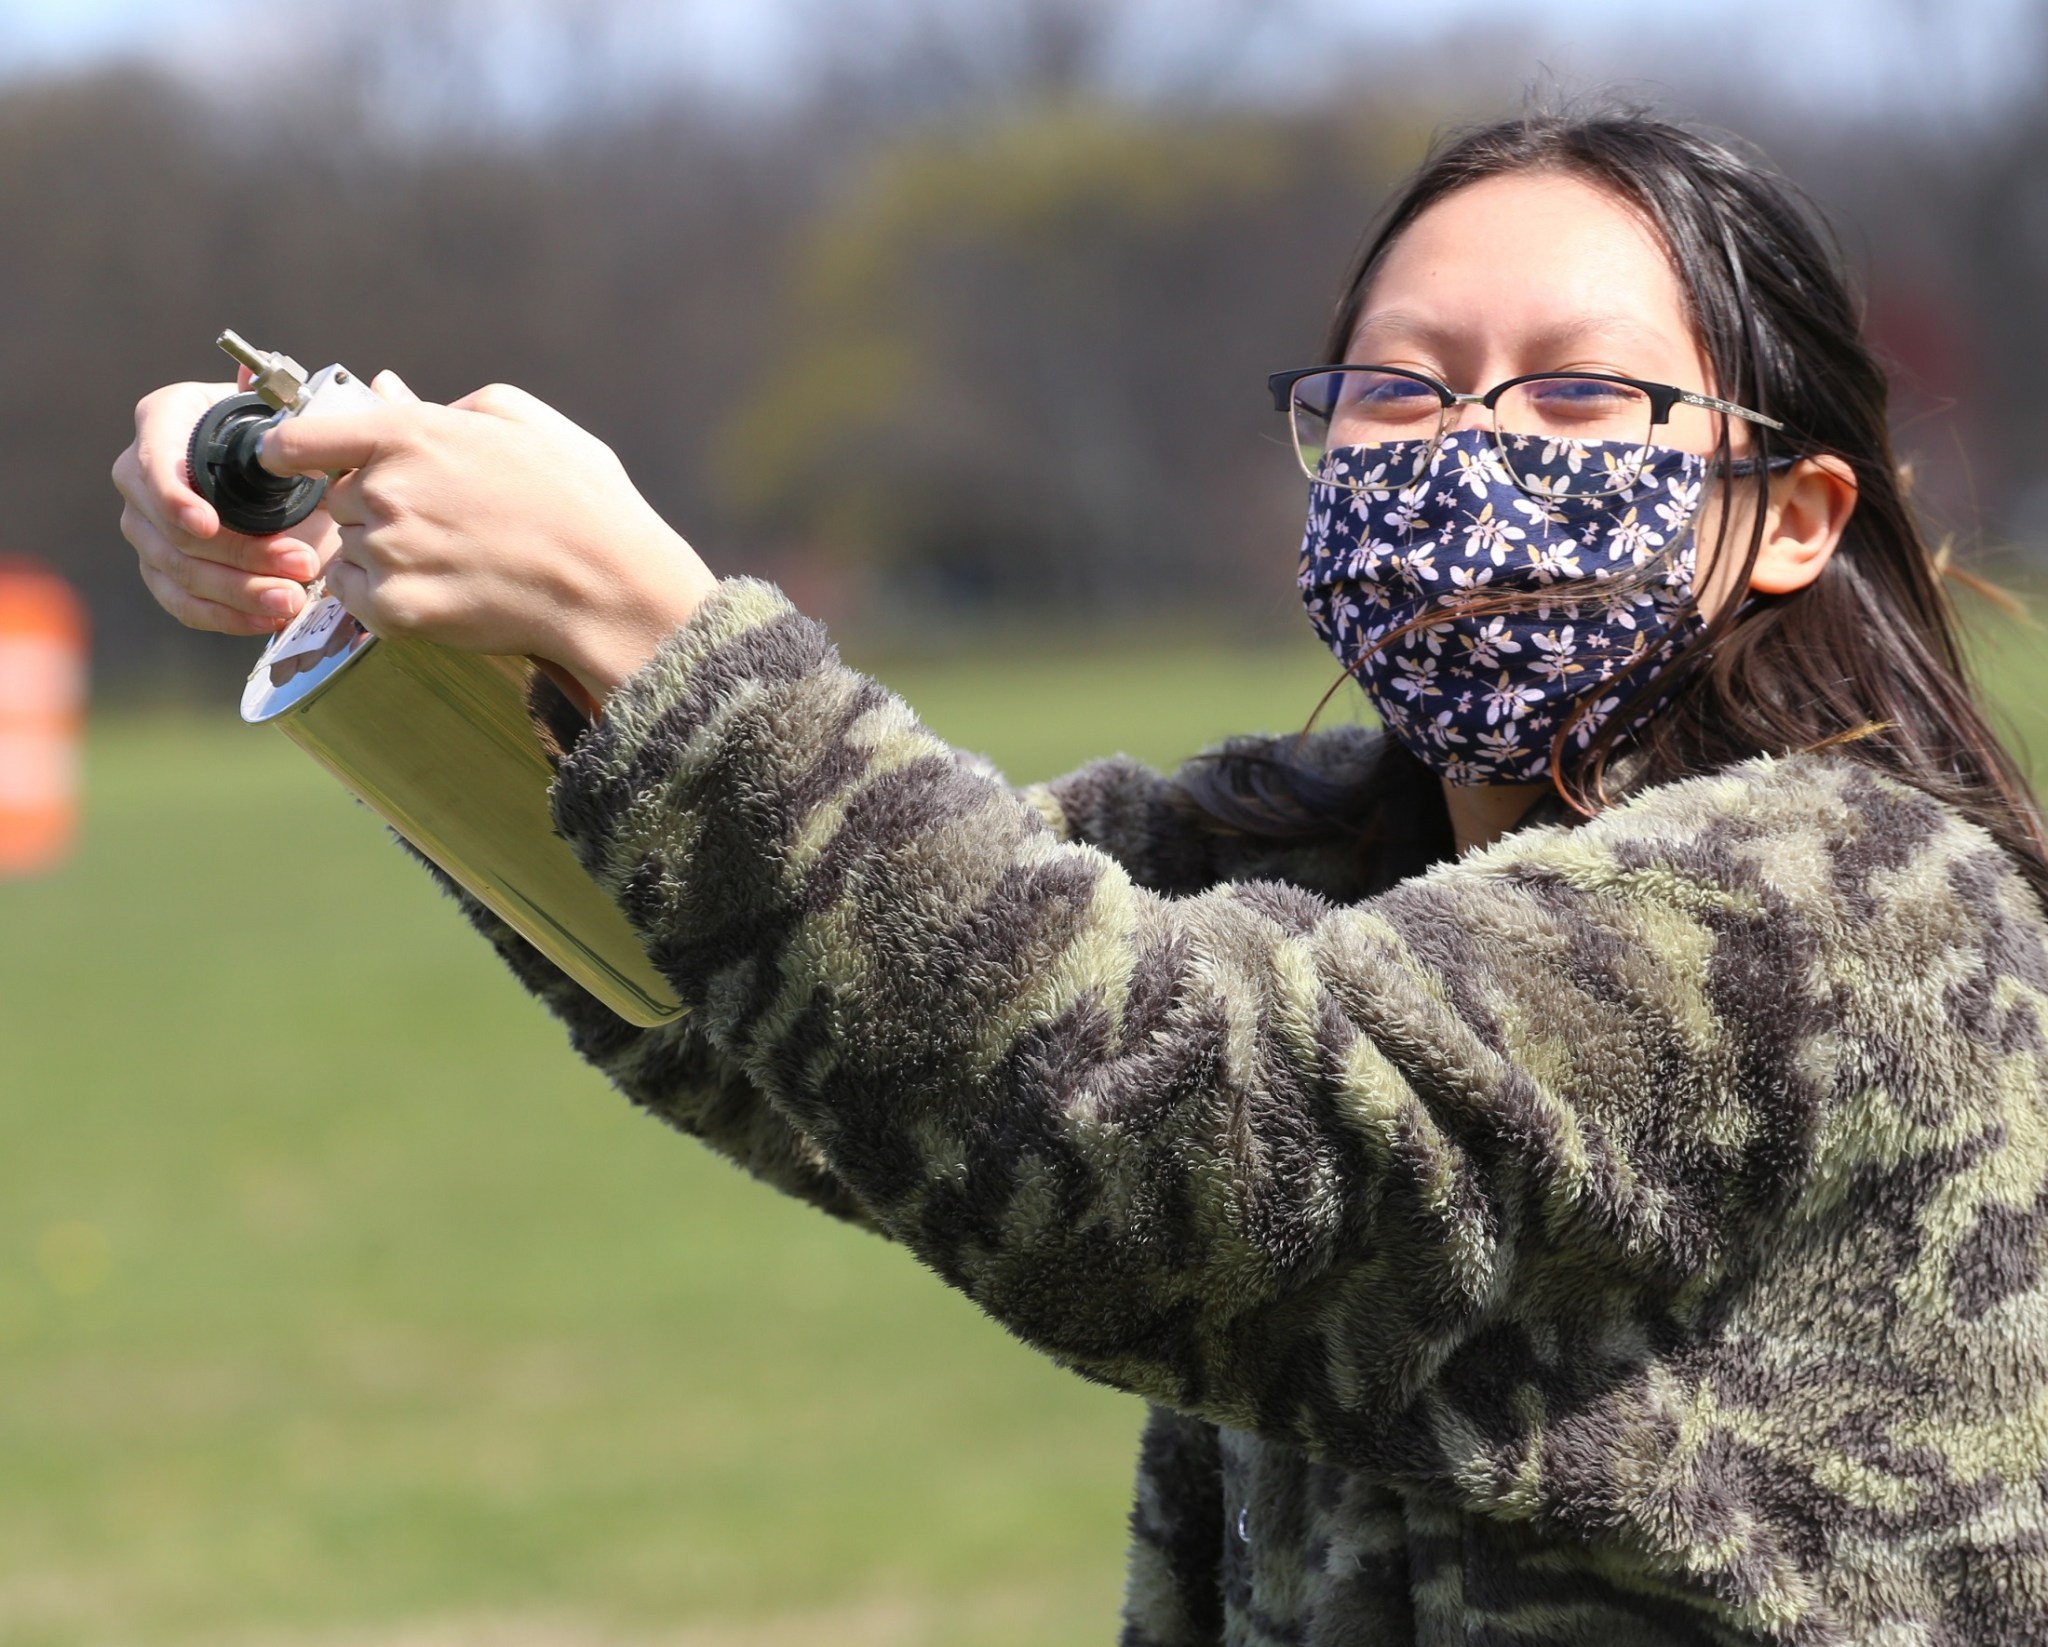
415 673 1392 1233
550 579 1891 1461
1028 721 1409 903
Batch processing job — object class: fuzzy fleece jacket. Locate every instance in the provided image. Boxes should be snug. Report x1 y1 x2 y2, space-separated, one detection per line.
434 578 2048 1646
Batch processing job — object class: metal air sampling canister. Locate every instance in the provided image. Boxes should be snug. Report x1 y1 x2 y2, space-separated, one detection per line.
241 596 684 1028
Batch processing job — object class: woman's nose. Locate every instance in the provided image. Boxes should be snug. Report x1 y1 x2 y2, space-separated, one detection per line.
1442 396 1489 434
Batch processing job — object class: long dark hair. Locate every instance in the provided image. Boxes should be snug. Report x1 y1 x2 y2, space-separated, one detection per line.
1185 105 2048 905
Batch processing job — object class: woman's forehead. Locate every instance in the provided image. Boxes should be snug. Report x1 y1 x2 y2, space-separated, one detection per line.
1351 171 1697 366
1353 307 1682 359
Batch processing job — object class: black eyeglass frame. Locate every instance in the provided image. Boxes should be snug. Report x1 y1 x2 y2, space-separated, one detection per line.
1266 363 1789 495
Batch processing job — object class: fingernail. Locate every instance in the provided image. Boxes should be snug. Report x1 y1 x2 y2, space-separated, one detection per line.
183 506 212 536
260 586 302 618
276 549 318 580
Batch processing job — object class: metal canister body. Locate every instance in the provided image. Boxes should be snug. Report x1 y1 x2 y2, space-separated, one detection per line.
242 600 684 1027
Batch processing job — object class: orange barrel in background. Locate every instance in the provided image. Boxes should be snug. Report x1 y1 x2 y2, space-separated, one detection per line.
0 561 88 876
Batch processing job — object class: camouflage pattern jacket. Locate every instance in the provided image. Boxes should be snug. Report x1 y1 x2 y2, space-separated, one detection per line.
451 581 2048 1645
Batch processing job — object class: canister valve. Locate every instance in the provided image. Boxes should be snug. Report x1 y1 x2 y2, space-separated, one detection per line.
186 330 377 537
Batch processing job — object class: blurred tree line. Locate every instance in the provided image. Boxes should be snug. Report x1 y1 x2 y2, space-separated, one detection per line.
3 0 2043 693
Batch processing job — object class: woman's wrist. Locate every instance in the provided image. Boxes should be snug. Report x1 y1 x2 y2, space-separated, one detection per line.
557 512 720 709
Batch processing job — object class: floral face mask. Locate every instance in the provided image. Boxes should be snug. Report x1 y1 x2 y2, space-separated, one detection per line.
1297 427 1711 786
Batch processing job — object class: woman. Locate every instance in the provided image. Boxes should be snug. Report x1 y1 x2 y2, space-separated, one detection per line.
115 110 2048 1644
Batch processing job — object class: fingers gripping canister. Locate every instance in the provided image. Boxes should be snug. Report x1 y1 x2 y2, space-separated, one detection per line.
186 393 328 536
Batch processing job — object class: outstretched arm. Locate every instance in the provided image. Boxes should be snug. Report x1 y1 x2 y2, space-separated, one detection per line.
549 580 1847 1458
412 682 1401 1233
115 386 1823 1449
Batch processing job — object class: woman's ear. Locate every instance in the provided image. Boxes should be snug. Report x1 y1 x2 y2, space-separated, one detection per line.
1748 455 1858 595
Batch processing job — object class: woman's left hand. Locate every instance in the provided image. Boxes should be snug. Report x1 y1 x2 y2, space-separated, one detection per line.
260 379 718 707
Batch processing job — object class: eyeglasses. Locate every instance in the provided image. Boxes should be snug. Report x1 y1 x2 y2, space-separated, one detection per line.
1267 364 1787 500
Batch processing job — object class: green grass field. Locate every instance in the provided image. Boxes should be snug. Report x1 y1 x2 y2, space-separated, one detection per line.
2 610 2043 1647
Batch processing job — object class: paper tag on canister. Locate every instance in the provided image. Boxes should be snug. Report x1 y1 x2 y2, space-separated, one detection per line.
0 563 88 876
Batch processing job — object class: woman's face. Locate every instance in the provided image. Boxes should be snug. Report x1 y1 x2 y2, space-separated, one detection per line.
1346 168 1773 612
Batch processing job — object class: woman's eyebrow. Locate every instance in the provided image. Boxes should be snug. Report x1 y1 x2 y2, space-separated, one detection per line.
1346 310 1680 360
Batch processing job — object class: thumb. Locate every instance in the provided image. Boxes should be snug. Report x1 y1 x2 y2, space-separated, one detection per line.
371 369 423 406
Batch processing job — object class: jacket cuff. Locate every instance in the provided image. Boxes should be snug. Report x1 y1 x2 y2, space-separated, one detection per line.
545 576 859 1009
571 577 805 772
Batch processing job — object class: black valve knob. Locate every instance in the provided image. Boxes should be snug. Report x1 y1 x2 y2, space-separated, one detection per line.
186 393 328 536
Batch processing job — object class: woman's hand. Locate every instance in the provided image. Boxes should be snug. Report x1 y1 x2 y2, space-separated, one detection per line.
260 382 717 708
113 376 346 636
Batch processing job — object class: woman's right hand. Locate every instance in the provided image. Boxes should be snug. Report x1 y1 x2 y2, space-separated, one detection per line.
112 377 343 637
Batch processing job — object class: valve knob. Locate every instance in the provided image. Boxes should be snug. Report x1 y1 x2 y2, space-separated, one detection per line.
186 393 328 537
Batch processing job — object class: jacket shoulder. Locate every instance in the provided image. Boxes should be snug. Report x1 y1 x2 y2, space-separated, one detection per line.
1464 751 2031 907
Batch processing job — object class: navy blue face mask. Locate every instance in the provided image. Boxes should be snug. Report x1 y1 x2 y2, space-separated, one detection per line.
1297 428 1715 785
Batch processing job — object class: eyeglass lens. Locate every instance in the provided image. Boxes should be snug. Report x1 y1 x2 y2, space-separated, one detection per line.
1289 370 1660 498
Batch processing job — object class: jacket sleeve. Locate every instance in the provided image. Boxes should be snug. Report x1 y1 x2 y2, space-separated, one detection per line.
416 685 1346 1232
549 579 1878 1471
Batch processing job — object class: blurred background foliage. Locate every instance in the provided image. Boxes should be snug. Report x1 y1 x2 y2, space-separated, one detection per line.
7 1 2048 1641
716 102 1355 613
6 0 2044 687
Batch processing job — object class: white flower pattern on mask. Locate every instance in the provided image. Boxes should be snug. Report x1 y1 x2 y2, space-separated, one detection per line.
1528 627 1584 685
1458 615 1520 669
1461 502 1526 565
1389 654 1442 702
1298 428 1708 784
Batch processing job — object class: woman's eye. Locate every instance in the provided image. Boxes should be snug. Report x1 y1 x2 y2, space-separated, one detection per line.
1524 378 1643 414
1348 377 1436 409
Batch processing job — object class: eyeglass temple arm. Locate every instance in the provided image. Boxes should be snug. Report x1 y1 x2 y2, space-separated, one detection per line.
1675 387 1785 432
